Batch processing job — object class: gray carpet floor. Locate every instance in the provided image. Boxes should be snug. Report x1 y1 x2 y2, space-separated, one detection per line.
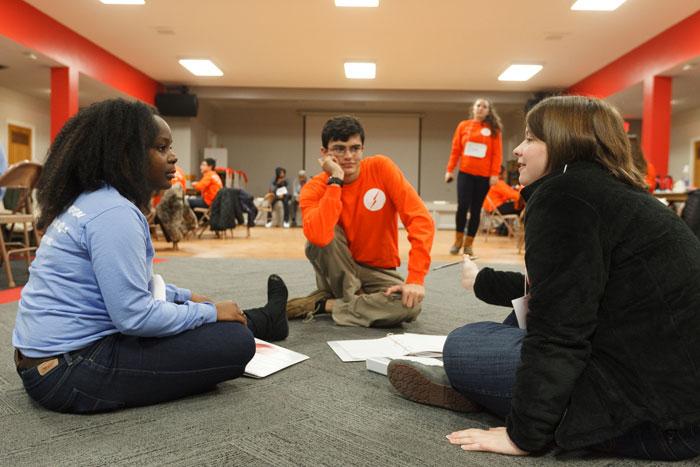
0 257 697 466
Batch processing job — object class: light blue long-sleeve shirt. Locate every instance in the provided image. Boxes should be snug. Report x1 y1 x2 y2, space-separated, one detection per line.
13 186 217 357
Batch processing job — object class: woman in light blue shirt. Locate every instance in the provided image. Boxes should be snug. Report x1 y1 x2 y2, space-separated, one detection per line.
13 99 288 413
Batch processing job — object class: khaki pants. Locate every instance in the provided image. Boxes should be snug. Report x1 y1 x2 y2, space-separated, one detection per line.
305 226 421 327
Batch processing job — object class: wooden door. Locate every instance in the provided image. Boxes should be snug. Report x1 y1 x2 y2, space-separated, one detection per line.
8 124 32 164
694 140 700 188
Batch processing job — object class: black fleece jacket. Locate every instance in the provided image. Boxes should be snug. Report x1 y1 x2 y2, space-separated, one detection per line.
474 161 700 452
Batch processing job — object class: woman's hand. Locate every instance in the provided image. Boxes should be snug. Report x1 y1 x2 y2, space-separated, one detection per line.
215 301 247 325
489 175 499 186
190 293 212 303
446 427 528 456
461 255 479 291
444 172 454 183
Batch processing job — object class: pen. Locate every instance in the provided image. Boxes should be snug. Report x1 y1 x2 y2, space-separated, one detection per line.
431 260 463 271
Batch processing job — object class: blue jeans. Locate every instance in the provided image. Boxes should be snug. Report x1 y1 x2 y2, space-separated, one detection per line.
17 322 255 413
442 313 700 461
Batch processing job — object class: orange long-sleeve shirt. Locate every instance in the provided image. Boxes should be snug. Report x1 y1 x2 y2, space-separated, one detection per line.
192 170 223 206
446 119 502 177
300 155 435 285
483 180 521 212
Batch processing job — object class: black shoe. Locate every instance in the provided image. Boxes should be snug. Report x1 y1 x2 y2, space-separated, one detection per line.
244 274 289 341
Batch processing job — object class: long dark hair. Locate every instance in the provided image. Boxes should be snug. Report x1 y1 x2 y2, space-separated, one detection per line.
37 98 159 229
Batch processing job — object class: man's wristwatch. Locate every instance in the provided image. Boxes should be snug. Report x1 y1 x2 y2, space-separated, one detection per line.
327 176 344 187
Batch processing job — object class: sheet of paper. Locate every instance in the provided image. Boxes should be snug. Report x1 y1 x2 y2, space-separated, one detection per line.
151 274 166 301
327 337 407 362
327 333 447 362
244 339 309 378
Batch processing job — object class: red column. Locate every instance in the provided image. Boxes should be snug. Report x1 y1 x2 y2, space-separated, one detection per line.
641 75 672 175
50 66 79 141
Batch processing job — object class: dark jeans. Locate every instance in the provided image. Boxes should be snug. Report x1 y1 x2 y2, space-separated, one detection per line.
187 196 208 210
17 322 255 413
442 312 700 461
456 172 490 236
268 195 290 223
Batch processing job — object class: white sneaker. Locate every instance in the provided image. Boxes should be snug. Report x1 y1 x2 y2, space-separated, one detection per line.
265 221 273 228
283 221 290 229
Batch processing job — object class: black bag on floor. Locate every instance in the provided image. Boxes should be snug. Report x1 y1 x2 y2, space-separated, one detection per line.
681 189 700 240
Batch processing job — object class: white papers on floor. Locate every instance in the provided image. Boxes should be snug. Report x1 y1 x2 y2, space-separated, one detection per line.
366 355 444 376
244 338 309 378
327 333 446 362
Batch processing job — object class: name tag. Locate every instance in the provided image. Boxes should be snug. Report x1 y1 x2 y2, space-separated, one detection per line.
463 141 487 158
511 294 530 330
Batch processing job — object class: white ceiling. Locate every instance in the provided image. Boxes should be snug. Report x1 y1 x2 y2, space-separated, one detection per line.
2 0 700 114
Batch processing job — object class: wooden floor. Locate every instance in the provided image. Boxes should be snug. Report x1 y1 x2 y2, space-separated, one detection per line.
153 227 525 266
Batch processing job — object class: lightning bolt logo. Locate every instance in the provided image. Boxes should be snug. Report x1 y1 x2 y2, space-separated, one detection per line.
364 188 385 212
369 191 379 210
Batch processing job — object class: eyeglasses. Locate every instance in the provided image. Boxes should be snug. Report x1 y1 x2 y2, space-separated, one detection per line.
328 144 363 156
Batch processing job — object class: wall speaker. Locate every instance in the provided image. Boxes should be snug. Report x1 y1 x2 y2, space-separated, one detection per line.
155 93 198 117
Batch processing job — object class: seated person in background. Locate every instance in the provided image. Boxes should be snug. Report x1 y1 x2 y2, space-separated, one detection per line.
286 115 435 327
187 157 222 210
266 166 291 228
13 99 289 414
483 166 523 216
386 96 700 461
290 169 308 227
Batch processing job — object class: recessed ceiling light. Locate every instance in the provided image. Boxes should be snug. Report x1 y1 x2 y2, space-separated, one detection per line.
571 0 626 11
335 0 379 6
498 64 543 82
344 62 376 79
682 63 697 71
100 0 145 4
178 59 223 77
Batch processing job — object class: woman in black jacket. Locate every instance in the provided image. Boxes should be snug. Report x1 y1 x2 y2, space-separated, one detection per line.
388 96 700 460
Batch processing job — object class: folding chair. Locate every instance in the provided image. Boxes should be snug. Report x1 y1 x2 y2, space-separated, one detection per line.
0 161 42 288
481 196 521 242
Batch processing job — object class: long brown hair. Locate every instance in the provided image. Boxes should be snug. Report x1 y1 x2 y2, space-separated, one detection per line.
526 96 646 189
471 98 502 133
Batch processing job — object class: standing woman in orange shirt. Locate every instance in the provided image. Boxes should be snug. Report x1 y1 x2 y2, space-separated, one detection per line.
445 99 503 257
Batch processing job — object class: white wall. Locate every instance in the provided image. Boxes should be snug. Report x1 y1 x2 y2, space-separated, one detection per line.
669 106 700 181
0 86 50 163
213 108 303 196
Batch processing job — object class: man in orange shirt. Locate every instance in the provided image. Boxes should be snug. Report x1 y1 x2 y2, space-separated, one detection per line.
187 158 223 210
286 116 435 327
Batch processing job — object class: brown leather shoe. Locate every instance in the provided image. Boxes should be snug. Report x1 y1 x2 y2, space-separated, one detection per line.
387 359 480 413
286 290 331 320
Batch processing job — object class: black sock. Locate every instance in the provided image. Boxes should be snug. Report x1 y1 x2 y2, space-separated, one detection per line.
244 274 289 342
